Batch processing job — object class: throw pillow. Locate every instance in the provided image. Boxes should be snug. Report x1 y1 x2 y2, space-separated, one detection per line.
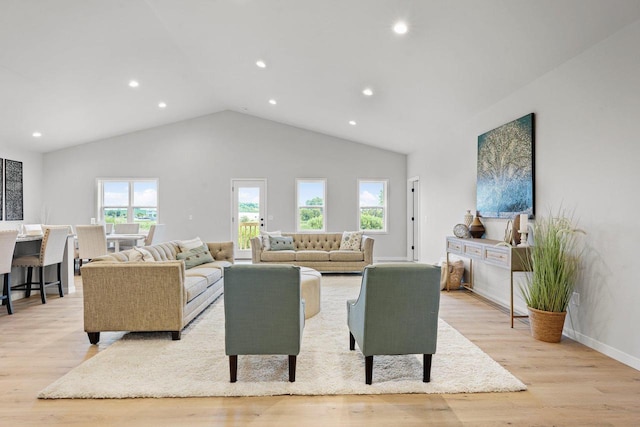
260 230 282 250
177 244 215 269
340 231 363 251
133 247 155 262
269 236 294 251
178 237 204 252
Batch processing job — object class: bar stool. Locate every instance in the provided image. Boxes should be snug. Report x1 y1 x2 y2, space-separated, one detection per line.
0 230 19 314
11 226 69 304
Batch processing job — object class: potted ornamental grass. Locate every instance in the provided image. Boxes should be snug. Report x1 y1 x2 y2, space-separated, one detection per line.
520 209 586 343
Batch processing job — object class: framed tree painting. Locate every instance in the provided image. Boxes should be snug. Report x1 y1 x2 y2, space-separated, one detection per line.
477 113 535 218
4 159 24 221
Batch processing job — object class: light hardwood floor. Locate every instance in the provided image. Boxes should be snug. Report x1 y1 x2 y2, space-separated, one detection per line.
1 276 639 426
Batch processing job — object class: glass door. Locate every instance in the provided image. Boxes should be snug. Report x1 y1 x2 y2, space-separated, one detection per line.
231 179 266 259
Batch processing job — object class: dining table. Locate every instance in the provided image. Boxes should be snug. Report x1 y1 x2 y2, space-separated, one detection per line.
106 233 147 252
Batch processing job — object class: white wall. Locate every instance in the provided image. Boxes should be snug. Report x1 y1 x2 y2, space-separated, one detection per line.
42 110 407 259
409 20 640 369
0 146 43 229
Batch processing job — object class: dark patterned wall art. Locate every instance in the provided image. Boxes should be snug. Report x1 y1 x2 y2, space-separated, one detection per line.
477 113 535 219
4 159 24 221
0 159 3 220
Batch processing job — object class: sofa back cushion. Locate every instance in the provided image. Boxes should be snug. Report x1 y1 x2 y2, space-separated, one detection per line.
282 233 343 251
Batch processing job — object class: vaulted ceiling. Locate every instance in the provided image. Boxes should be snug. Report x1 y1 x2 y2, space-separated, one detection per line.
3 0 640 154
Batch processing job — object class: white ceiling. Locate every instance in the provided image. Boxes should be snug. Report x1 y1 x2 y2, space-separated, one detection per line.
2 0 640 155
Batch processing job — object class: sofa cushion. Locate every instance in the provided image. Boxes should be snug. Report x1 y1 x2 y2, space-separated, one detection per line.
296 250 330 261
198 260 232 276
260 230 282 250
177 244 215 269
340 231 363 250
261 250 296 262
269 236 295 251
184 275 210 303
329 250 365 262
134 247 155 261
178 237 205 252
185 267 222 285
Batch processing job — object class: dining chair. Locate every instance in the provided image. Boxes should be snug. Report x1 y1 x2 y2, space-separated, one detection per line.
0 230 19 314
114 223 140 250
144 224 166 246
347 263 441 384
11 226 69 304
76 225 109 269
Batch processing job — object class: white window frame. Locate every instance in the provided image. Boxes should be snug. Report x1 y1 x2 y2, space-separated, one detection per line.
358 179 388 233
296 178 327 232
97 178 159 228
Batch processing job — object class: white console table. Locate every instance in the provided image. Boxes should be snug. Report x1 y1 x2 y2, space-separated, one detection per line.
446 236 531 327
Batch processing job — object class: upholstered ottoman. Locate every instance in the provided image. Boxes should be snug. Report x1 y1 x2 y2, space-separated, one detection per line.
300 267 321 319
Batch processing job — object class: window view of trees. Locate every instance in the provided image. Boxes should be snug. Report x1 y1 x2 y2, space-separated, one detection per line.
297 180 325 231
359 180 387 232
99 179 158 231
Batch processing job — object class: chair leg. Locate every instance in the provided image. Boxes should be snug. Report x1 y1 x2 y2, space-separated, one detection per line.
87 332 100 344
229 355 238 383
57 263 63 297
39 266 47 304
289 355 297 382
171 331 181 340
423 354 432 383
3 274 13 315
365 355 373 385
25 267 33 298
349 332 355 350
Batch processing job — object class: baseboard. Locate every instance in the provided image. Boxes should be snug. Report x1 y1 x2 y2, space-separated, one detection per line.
563 327 640 371
373 257 412 263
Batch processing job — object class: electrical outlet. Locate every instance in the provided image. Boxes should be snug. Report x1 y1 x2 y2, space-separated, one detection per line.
571 292 580 306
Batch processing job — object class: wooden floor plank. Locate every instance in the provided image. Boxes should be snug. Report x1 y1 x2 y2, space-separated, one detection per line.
1 277 639 426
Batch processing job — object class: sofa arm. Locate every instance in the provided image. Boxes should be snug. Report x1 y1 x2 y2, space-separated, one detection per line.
207 241 234 263
250 236 263 263
81 261 185 334
362 236 374 265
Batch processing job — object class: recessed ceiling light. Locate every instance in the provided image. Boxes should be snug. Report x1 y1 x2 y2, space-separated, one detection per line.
158 102 167 108
32 131 42 138
393 21 408 35
349 120 357 126
362 87 373 96
269 99 277 105
256 60 266 68
128 80 139 88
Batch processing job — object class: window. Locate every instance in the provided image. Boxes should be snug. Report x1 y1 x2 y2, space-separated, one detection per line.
358 179 388 232
296 179 326 231
98 179 158 231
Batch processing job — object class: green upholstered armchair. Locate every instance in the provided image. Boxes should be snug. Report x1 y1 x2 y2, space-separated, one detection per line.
347 263 441 384
223 264 305 382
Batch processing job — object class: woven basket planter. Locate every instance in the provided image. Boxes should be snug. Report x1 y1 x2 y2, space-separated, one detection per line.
527 307 567 343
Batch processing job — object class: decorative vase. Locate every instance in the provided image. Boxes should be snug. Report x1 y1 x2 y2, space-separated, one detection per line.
463 210 473 227
527 307 567 343
468 216 485 238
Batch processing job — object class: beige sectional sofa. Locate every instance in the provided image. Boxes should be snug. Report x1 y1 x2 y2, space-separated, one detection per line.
250 232 373 272
81 240 233 344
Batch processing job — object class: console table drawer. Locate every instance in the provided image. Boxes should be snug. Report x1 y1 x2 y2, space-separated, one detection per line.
463 244 482 258
447 239 463 254
484 247 510 268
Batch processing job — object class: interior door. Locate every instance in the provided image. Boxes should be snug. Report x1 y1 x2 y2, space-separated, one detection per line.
231 179 266 259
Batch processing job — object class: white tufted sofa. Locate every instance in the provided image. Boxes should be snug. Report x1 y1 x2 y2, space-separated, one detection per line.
250 232 373 273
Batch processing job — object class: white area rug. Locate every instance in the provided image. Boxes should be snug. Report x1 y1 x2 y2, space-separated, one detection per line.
39 275 526 398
